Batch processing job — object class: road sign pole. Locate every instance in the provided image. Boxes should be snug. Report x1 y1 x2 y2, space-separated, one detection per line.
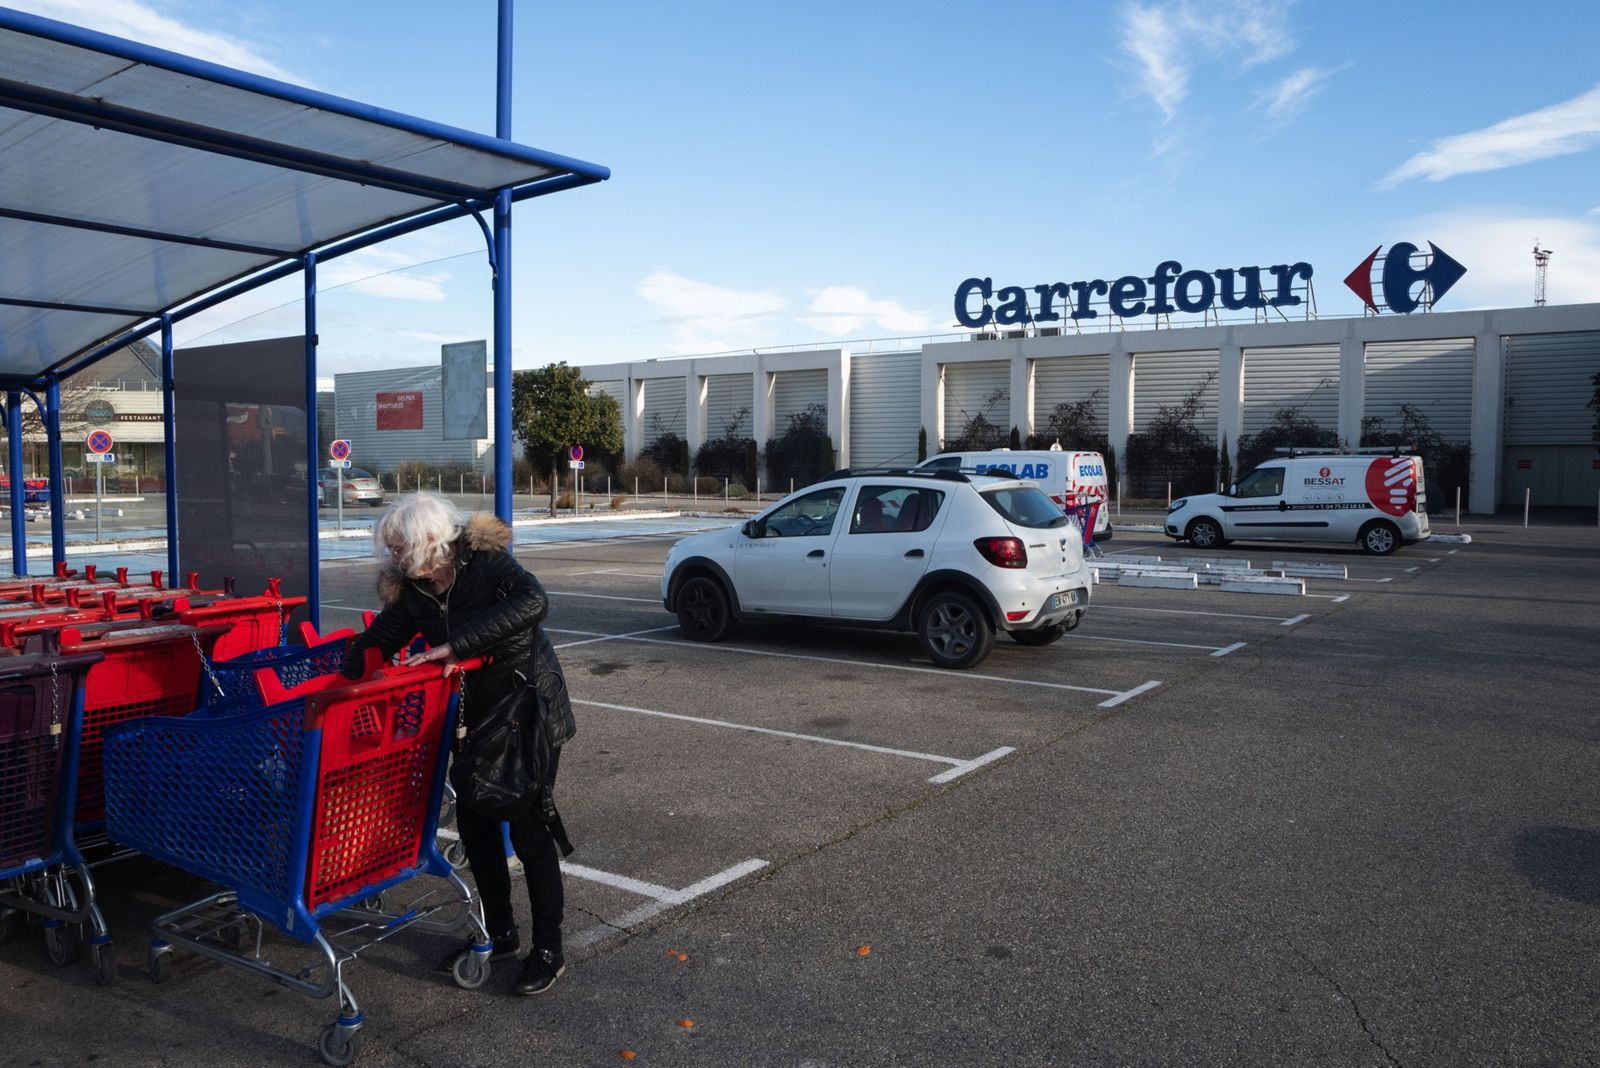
95 459 102 542
337 470 344 534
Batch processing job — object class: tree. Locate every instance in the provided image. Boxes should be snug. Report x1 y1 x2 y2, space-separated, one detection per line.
511 363 623 470
1027 388 1107 451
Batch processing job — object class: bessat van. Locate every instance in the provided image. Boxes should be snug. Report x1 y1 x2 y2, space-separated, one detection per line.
1164 450 1430 556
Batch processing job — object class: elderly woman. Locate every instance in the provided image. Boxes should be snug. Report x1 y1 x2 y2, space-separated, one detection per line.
339 492 576 996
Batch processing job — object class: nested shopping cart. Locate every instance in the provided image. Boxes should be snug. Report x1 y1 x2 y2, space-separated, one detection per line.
103 658 490 1066
0 648 118 984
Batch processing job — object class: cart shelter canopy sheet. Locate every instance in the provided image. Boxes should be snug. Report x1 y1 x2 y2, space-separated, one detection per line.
0 8 607 380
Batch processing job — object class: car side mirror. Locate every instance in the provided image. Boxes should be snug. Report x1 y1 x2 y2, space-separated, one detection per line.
1227 482 1237 496
741 518 765 539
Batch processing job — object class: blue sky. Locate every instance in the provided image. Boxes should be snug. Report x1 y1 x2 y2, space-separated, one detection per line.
17 0 1600 374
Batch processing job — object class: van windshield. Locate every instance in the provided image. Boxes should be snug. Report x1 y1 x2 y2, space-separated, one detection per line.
981 486 1069 528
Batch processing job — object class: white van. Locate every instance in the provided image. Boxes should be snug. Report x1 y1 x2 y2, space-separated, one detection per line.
918 448 1112 539
1164 451 1430 555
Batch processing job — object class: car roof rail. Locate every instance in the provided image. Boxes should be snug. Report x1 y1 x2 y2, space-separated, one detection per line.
1352 445 1416 456
820 467 971 482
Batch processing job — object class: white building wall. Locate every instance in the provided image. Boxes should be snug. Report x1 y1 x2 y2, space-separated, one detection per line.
1241 345 1341 438
1133 350 1219 443
849 352 920 466
941 360 1009 446
771 368 828 432
640 378 687 446
1032 355 1109 444
704 373 754 440
1363 339 1474 442
333 366 492 475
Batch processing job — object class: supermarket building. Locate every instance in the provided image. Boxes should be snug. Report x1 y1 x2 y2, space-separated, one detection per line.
578 300 1600 515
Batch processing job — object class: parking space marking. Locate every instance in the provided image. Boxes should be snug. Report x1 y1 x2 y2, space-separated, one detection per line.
1065 633 1242 655
1343 577 1393 583
1092 603 1303 624
1100 680 1162 707
567 858 771 949
553 625 679 649
1281 613 1310 627
568 568 663 578
548 590 661 603
1405 566 1420 573
575 698 1017 783
1210 641 1247 657
578 633 1146 701
1305 593 1351 602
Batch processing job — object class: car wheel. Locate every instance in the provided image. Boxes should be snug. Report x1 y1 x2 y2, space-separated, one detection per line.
1010 623 1066 646
1186 517 1226 549
676 575 734 642
918 591 994 669
1359 520 1400 556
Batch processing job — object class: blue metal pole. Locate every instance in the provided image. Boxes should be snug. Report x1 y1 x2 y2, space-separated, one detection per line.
6 391 26 576
304 254 321 633
161 315 179 583
45 378 65 570
492 0 514 524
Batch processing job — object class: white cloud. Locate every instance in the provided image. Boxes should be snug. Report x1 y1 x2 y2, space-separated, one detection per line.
9 0 307 83
1382 210 1600 310
1381 83 1600 188
1118 0 1296 121
637 271 786 354
800 287 930 337
1256 65 1338 124
321 250 453 303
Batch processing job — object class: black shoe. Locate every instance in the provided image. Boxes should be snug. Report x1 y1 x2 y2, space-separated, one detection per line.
513 948 565 995
438 930 520 973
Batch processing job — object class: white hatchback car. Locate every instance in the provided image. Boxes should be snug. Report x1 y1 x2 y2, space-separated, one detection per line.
661 469 1092 669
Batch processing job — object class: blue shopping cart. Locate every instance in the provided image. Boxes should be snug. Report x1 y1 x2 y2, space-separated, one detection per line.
103 657 488 1066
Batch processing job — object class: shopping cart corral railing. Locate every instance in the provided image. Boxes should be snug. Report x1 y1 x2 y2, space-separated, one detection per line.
0 649 119 985
102 658 487 1067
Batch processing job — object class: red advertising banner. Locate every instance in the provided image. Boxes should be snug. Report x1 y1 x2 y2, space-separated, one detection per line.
375 391 423 430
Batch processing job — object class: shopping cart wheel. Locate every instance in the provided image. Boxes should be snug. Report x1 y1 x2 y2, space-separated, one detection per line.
443 839 468 869
92 941 117 986
147 945 171 983
451 951 490 990
359 893 384 912
43 921 81 967
318 1023 364 1067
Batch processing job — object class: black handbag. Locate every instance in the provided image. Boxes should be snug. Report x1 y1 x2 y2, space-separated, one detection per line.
449 677 549 821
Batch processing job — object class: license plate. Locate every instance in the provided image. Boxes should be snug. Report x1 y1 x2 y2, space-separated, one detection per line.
1050 591 1080 610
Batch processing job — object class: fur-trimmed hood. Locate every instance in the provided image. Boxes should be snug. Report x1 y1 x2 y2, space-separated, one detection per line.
377 512 514 606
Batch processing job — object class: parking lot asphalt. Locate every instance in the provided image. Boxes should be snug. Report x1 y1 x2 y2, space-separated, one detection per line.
5 516 1599 1066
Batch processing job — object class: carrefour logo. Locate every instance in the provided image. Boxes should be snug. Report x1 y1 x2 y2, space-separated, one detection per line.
1343 242 1466 314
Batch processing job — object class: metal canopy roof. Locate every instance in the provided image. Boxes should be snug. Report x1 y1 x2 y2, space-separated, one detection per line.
0 7 609 383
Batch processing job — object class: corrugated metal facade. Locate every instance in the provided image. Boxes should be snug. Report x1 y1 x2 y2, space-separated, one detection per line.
1133 350 1218 442
333 366 491 475
1033 355 1109 442
1241 345 1340 437
1503 331 1600 444
772 368 828 432
640 377 686 445
705 373 754 440
942 360 1010 445
849 352 921 466
1363 339 1473 442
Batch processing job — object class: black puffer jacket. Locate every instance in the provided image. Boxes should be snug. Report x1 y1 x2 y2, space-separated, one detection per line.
340 513 575 748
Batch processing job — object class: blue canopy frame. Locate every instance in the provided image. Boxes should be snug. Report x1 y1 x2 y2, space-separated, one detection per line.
0 4 609 628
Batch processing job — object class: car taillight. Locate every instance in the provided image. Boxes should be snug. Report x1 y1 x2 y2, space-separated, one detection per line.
974 537 1027 568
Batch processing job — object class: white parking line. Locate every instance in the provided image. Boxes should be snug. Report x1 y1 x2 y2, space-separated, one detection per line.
1405 566 1420 573
1100 680 1161 707
1092 603 1301 624
1280 613 1310 627
1305 593 1351 602
579 632 1150 703
1210 642 1247 658
1343 577 1393 583
575 698 1017 783
567 858 771 949
568 568 663 578
553 625 679 649
1065 633 1240 655
547 590 660 603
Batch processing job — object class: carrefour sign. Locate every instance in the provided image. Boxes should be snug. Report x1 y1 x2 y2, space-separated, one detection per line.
954 260 1313 328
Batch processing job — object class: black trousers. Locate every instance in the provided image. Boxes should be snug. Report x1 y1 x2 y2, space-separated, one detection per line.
455 747 564 952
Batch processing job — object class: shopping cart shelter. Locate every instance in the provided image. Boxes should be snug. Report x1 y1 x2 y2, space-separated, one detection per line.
0 6 609 620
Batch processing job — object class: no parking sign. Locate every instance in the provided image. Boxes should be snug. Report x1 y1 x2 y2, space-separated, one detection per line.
329 439 352 468
87 429 113 454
